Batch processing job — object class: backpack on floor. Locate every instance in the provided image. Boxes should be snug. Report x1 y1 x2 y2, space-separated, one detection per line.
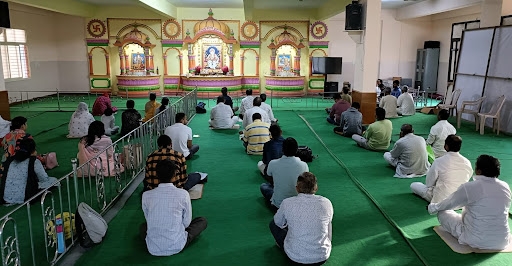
75 202 108 248
196 102 207 114
296 146 315 162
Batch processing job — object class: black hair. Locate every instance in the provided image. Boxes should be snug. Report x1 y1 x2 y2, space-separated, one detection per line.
149 93 157 101
476 154 500 178
400 124 413 135
104 107 113 116
252 112 262 121
445 134 462 152
10 116 27 131
376 107 386 120
217 96 225 104
333 93 341 100
438 109 450 120
156 159 177 183
157 134 172 148
393 80 400 85
377 79 383 84
283 137 299 157
269 124 282 139
13 137 36 162
296 172 318 194
83 121 105 147
253 97 262 107
402 86 408 93
352 102 360 109
384 87 392 95
221 87 228 96
260 93 267 102
246 89 253 96
342 87 349 94
158 97 169 113
126 100 135 109
175 112 186 123
378 84 385 89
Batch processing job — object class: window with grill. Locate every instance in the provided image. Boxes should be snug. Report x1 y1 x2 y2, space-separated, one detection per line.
0 28 30 80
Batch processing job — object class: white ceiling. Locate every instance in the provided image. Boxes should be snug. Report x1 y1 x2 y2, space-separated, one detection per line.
381 0 427 9
76 0 138 5
167 0 243 8
253 0 330 9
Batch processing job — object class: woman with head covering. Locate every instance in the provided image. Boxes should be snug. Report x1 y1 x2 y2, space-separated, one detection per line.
0 137 58 204
68 102 96 139
77 121 124 177
2 116 30 163
92 92 118 116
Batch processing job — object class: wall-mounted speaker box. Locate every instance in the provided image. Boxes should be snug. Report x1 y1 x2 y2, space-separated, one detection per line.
0 1 10 28
345 1 362 30
324 82 339 98
424 41 440 49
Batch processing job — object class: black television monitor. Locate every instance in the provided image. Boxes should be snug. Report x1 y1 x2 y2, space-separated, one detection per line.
312 57 342 74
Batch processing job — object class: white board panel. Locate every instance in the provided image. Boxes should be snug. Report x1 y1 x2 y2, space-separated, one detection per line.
482 78 512 134
455 75 485 122
457 29 494 76
488 27 512 78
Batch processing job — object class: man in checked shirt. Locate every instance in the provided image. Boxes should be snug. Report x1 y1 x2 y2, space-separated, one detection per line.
143 135 207 192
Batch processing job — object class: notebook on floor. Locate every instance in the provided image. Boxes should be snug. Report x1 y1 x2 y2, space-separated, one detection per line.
188 184 204 200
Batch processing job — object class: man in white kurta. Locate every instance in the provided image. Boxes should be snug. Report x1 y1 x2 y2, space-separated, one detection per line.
396 86 415 116
428 155 511 250
426 109 456 158
379 88 399 118
410 135 473 202
243 97 270 129
209 96 240 129
384 124 430 178
260 94 277 123
239 89 255 117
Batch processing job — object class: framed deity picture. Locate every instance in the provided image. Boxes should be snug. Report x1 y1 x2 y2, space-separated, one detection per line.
277 54 292 73
131 53 145 70
202 44 222 70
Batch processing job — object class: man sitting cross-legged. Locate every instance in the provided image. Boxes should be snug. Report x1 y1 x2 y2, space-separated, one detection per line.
352 107 392 151
379 87 399 118
243 97 271 129
260 137 309 211
426 109 456 159
144 135 206 192
428 155 511 250
164 113 199 160
257 124 284 175
384 124 430 178
410 135 472 202
326 93 350 126
140 160 208 256
243 113 270 155
239 89 254 118
269 172 333 265
334 101 364 137
260 93 278 124
209 96 240 129
397 86 415 116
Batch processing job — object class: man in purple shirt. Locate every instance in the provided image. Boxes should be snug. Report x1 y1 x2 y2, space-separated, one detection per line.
326 93 351 126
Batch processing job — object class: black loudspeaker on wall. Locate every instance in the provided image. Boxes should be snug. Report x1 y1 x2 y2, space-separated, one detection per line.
345 1 362 31
0 1 10 28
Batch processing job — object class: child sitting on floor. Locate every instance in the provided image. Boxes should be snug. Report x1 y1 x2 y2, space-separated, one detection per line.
101 107 120 136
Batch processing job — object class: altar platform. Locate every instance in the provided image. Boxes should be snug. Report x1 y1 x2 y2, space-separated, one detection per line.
117 75 160 98
165 75 260 97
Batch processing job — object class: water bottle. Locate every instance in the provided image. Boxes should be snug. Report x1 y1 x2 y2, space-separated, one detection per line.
56 218 66 253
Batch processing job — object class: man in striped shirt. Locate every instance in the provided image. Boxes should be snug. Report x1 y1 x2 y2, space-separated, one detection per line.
243 113 270 155
143 135 203 192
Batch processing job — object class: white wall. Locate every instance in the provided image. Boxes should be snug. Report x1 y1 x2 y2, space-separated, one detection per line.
5 3 88 101
327 13 356 87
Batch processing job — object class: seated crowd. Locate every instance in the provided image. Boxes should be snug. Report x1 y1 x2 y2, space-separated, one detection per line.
0 83 509 265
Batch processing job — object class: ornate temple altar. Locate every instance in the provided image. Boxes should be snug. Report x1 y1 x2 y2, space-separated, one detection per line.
85 9 331 98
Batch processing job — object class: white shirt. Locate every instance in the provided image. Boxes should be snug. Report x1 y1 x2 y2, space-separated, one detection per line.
397 92 415 116
429 175 511 250
0 116 10 138
425 152 473 203
379 95 398 118
164 123 193 157
210 102 234 129
101 115 116 132
260 102 276 122
239 96 254 115
142 183 192 256
426 120 456 158
274 194 333 264
267 156 309 207
390 133 430 177
243 106 271 129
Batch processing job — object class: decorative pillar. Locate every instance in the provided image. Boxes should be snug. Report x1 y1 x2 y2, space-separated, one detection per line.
118 48 124 75
178 54 183 76
295 41 305 76
309 56 312 76
268 39 277 76
144 48 150 74
163 55 168 75
255 56 260 76
294 56 300 76
105 54 110 76
187 45 195 74
240 55 245 76
148 55 154 72
228 44 234 75
88 53 93 75
124 54 130 72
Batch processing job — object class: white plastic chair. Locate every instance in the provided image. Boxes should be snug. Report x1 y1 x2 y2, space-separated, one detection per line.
477 95 506 135
438 89 461 117
456 96 486 129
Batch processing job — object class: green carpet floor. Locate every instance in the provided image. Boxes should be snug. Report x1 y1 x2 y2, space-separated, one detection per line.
4 98 512 266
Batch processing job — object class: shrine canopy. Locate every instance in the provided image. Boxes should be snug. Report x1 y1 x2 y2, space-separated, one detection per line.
184 9 236 44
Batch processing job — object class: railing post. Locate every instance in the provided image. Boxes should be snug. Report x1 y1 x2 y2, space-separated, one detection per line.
57 88 61 111
71 158 79 207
